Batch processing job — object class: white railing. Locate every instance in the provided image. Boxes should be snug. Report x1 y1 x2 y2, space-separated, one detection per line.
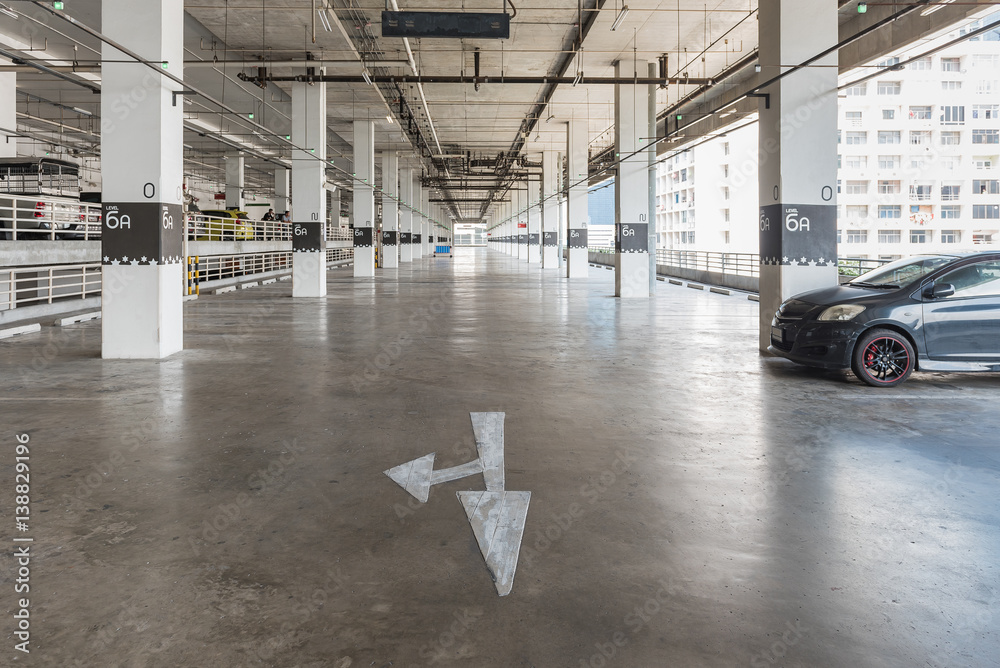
187 213 292 241
0 262 101 310
0 195 101 241
326 226 353 241
197 252 293 283
326 247 354 264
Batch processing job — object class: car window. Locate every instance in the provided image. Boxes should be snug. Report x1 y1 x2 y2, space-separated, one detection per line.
850 255 954 288
938 260 1000 299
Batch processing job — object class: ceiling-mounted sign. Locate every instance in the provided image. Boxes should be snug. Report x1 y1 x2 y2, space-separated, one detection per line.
382 11 510 39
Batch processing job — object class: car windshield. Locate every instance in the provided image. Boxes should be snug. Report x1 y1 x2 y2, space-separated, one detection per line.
849 255 955 288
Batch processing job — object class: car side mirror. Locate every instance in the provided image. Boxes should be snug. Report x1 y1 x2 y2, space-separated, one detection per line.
924 283 955 300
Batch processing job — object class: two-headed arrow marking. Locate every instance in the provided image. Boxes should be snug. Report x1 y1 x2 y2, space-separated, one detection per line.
383 412 531 596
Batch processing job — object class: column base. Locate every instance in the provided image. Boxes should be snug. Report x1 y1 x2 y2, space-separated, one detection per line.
542 247 559 267
383 246 399 269
102 263 183 359
355 247 376 277
615 252 650 298
292 252 327 297
567 248 589 278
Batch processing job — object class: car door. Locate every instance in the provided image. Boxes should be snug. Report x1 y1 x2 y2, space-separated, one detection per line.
922 259 1000 361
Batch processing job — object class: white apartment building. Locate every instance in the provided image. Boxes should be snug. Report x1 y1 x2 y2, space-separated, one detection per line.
655 120 758 253
837 13 1000 260
656 10 1000 260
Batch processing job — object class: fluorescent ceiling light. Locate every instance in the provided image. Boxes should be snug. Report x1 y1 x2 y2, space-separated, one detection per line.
362 69 373 86
921 0 955 16
0 3 17 18
610 5 629 31
386 115 393 124
71 106 92 116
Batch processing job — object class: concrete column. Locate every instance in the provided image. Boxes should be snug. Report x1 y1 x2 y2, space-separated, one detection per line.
758 0 838 350
381 152 399 269
399 168 413 262
614 59 650 298
648 63 658 293
527 177 541 264
423 192 431 256
517 187 527 260
0 69 15 157
566 118 588 278
225 155 244 210
274 167 289 217
542 150 560 267
412 182 422 259
291 74 327 297
353 120 376 277
100 0 184 359
329 188 341 228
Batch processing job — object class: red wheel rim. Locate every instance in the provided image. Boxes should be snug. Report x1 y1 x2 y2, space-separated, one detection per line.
862 337 911 384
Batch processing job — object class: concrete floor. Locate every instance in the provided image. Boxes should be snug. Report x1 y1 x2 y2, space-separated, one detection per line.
3 247 1000 667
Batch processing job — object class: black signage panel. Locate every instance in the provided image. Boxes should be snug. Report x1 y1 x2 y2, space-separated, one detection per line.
567 228 588 249
353 227 374 248
542 231 557 246
292 221 325 252
102 202 183 265
382 11 510 39
382 231 398 246
759 203 837 266
615 223 648 253
400 232 412 245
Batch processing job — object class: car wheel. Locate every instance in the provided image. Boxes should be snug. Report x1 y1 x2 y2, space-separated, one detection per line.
851 328 915 388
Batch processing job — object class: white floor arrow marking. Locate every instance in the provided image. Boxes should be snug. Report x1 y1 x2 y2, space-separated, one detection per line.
457 490 531 596
384 412 531 596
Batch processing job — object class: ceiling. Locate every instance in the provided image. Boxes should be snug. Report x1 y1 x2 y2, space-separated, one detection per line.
0 0 979 224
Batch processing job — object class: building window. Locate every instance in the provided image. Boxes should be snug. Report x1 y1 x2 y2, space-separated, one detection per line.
941 205 961 219
941 230 961 243
973 129 1000 144
940 106 965 125
878 131 901 144
878 205 902 219
942 80 962 90
973 54 1000 69
941 185 962 201
845 180 868 195
909 184 933 201
941 58 961 72
910 57 932 71
941 156 961 170
974 180 1000 195
877 57 900 69
973 104 999 119
846 205 869 219
940 131 961 145
973 204 1000 219
723 209 730 223
878 230 902 244
973 234 994 245
846 230 868 243
845 83 867 96
911 156 930 171
877 81 902 95
910 105 932 120
878 155 901 169
910 229 929 244
846 131 868 145
724 231 730 244
845 155 867 169
882 108 896 120
845 111 863 126
974 156 996 170
977 80 998 95
910 131 932 145
722 186 730 200
878 180 901 194
722 142 730 155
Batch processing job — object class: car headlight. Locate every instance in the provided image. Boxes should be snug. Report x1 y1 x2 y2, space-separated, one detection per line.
817 304 866 322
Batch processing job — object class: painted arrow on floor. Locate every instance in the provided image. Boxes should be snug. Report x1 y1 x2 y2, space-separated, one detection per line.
383 412 531 596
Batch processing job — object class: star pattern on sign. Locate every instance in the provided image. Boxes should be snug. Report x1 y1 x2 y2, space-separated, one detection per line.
103 255 109 262
140 256 147 262
123 256 129 262
149 259 158 266
130 259 139 265
800 257 807 264
111 259 120 265
818 257 826 264
782 256 789 263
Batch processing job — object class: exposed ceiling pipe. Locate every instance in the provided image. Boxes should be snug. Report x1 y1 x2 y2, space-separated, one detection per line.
388 0 444 159
240 73 685 85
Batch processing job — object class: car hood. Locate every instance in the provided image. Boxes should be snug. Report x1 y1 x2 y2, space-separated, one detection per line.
788 283 903 307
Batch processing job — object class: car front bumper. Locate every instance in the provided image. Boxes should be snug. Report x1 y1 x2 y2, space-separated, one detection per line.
769 320 862 369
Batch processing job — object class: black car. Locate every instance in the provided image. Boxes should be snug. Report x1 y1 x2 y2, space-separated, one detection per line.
769 252 1000 387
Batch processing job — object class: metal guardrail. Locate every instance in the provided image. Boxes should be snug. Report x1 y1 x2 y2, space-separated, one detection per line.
0 262 101 309
187 214 292 241
0 195 102 241
326 227 353 241
326 247 354 264
197 252 293 283
589 247 891 279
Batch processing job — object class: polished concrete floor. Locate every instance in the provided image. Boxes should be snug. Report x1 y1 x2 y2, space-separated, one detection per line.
3 247 1000 667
